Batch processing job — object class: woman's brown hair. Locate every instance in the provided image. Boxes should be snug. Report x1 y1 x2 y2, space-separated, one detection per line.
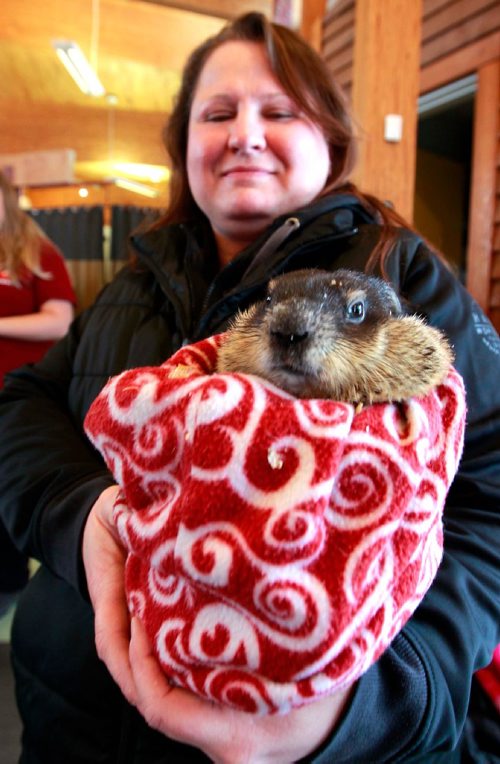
149 12 430 273
0 171 50 283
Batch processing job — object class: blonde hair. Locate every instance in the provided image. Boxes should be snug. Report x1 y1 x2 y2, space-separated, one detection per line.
0 171 50 283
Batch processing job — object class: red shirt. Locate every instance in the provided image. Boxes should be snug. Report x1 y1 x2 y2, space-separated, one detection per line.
0 239 76 387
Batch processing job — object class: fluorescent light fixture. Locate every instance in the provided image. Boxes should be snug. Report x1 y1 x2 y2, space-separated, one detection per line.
52 40 105 97
114 178 159 198
74 160 170 185
112 162 170 183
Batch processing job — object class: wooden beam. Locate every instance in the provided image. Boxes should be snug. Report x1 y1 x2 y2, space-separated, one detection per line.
350 0 422 222
300 0 326 52
466 59 500 311
0 100 168 167
133 0 272 20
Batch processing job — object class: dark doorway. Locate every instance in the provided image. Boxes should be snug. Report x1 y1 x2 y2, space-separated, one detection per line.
414 75 476 282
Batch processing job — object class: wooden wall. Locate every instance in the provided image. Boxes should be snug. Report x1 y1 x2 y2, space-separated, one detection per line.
419 2 500 332
322 1 355 94
491 154 500 331
349 0 422 222
322 0 500 332
323 0 500 95
0 0 226 173
421 0 500 70
0 0 224 309
494 187 500 327
490 82 500 330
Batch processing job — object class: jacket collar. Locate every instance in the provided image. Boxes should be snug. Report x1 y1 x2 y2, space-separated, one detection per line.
130 193 377 339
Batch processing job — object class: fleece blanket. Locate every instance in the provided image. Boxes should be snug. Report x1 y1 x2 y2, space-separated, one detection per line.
476 645 500 715
84 334 466 714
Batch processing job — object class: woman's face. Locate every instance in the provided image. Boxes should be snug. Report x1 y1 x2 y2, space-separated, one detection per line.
187 41 330 257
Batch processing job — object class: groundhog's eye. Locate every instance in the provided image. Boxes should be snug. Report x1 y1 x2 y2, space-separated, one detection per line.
266 294 272 304
346 300 365 322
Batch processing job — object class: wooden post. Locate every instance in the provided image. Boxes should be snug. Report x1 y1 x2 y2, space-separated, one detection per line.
466 59 500 313
350 0 422 222
300 0 326 52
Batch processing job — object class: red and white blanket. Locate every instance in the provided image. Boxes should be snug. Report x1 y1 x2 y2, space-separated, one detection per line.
84 334 466 714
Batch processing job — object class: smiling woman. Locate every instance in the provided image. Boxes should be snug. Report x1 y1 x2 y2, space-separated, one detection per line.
187 41 331 262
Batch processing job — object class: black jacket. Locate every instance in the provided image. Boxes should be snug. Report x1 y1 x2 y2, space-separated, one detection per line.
1 194 499 763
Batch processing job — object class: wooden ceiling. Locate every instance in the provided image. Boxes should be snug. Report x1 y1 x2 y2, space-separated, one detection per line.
0 0 273 187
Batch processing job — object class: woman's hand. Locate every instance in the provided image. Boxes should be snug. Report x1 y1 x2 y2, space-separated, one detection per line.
83 486 353 762
82 485 138 705
129 616 353 764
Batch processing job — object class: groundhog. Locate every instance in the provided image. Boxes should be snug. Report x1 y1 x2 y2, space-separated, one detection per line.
216 268 454 405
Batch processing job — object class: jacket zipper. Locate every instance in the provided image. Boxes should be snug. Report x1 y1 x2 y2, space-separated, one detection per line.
193 224 359 341
198 215 305 326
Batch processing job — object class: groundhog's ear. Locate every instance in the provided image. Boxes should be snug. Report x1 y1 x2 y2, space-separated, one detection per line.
389 294 402 315
228 304 258 330
382 283 403 316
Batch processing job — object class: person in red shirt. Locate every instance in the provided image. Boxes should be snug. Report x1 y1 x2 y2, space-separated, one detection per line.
0 170 76 611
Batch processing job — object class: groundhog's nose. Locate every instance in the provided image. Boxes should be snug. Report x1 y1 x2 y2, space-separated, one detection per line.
271 330 309 348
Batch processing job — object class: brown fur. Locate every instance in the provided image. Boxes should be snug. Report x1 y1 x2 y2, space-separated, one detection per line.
217 269 454 404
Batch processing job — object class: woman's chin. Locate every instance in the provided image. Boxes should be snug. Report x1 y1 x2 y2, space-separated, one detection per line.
216 208 277 237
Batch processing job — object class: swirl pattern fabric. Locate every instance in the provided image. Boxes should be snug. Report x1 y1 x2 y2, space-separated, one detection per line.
84 334 466 714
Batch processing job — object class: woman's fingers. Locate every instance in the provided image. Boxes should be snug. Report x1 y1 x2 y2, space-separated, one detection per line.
82 487 137 706
129 616 353 764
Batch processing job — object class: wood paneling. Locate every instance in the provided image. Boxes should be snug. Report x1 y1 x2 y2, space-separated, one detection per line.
490 280 500 307
323 0 500 95
3 102 168 167
0 0 225 77
132 0 271 19
300 0 326 52
0 0 226 184
421 1 500 67
492 252 500 278
466 59 500 317
420 31 500 92
350 0 422 221
422 0 498 39
322 0 355 93
322 0 500 329
492 153 500 329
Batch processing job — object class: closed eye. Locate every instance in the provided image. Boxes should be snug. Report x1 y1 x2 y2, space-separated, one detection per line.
264 110 295 121
203 111 234 122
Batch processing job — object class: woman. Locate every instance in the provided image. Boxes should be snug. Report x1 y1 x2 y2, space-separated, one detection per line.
0 171 75 613
0 171 75 386
0 13 498 763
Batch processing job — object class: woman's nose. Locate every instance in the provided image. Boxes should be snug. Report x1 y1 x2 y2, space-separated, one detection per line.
227 108 266 153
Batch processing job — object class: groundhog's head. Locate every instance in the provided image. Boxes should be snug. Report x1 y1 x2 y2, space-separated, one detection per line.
217 268 453 403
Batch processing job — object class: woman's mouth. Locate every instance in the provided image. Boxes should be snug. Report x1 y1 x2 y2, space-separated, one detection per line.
221 166 274 177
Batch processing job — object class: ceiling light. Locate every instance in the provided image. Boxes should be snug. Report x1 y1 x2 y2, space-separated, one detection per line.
112 163 169 183
114 178 159 198
52 40 105 97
